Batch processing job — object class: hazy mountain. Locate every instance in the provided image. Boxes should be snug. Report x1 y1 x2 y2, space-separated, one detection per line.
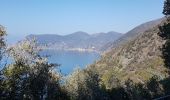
102 17 165 51
65 31 90 39
26 31 122 52
88 17 169 88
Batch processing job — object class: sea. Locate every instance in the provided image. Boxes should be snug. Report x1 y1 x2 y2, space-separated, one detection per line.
40 50 100 75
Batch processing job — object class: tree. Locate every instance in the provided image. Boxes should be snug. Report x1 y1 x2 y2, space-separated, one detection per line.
0 25 6 61
163 0 170 15
158 18 170 68
0 25 6 99
65 68 108 100
0 39 67 100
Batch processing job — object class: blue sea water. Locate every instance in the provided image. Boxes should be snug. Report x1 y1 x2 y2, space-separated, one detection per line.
40 50 100 75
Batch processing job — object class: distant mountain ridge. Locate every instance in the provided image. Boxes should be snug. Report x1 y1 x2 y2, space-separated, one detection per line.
102 17 165 51
26 31 122 52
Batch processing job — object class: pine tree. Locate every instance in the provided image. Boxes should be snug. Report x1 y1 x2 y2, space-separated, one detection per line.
163 0 170 15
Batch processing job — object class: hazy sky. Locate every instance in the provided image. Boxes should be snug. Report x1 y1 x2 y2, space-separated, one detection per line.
0 0 164 37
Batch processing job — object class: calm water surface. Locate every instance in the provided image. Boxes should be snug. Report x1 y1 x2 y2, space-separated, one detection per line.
41 50 100 74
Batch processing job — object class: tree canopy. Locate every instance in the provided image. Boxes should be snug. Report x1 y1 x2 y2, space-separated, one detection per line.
163 0 170 15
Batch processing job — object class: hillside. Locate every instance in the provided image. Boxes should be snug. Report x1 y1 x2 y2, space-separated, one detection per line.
88 18 169 89
102 17 165 52
26 31 122 52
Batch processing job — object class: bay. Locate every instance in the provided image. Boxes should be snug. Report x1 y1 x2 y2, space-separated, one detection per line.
40 50 100 75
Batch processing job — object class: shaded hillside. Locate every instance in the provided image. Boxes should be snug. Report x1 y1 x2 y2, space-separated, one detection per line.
102 17 165 52
89 18 169 89
27 31 122 52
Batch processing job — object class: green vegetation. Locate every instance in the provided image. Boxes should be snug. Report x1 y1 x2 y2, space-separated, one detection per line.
163 0 170 16
0 38 67 100
1 1 170 100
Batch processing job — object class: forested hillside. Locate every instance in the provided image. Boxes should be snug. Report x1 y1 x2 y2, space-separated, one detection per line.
91 18 168 85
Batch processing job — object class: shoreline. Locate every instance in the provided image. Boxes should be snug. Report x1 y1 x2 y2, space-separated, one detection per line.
39 47 101 54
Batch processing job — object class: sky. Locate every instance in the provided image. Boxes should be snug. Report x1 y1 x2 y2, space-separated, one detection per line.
0 0 164 42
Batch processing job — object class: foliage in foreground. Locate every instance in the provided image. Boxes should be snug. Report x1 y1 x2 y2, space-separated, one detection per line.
0 39 67 100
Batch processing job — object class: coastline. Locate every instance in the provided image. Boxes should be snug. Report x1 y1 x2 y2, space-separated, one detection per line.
39 46 101 54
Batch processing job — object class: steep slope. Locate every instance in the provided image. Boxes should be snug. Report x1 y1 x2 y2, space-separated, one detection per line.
27 31 122 52
102 17 165 51
89 18 169 88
